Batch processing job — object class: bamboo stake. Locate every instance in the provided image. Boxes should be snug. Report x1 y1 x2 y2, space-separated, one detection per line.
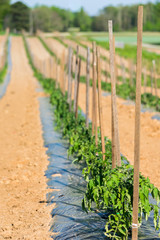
74 46 79 112
97 47 105 160
75 58 81 119
92 42 98 145
132 6 143 240
86 47 90 128
108 21 121 168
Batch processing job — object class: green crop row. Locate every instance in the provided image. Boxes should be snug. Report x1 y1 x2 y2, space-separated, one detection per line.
88 38 160 72
0 62 7 84
23 35 160 239
78 77 160 112
0 38 8 84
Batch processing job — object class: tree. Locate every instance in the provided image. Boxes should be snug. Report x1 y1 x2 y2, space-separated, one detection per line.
32 6 64 32
0 0 10 30
10 1 29 32
92 15 107 31
74 8 92 31
51 6 74 31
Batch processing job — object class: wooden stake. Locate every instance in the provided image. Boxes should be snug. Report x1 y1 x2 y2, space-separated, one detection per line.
75 58 81 119
129 59 133 86
97 47 105 160
121 58 126 84
92 42 96 135
109 22 116 169
61 50 65 94
108 20 121 168
132 6 143 240
56 56 59 88
113 38 117 85
74 46 79 112
68 47 72 110
153 60 158 98
86 47 90 128
143 67 147 95
50 57 53 79
43 60 46 78
92 42 98 145
70 50 74 111
150 66 153 95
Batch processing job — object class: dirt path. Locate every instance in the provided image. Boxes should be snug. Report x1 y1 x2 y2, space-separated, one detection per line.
77 82 160 189
0 37 51 239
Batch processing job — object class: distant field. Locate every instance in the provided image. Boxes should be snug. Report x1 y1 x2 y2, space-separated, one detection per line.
79 32 160 45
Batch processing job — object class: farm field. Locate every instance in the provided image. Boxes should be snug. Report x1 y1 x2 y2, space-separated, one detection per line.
0 31 160 238
77 31 160 45
1 3 160 239
0 13 160 240
0 26 159 239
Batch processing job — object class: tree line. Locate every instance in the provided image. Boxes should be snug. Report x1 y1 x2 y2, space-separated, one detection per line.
0 0 160 32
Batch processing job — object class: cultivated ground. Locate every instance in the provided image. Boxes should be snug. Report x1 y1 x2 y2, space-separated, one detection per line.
0 37 51 240
0 33 160 239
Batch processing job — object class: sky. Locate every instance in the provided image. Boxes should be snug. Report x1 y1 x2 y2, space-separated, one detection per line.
11 0 157 15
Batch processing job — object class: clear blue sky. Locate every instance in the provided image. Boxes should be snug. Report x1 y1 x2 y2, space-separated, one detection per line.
11 0 157 15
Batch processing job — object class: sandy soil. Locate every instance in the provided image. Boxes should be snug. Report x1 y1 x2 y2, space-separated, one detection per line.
0 37 51 239
77 82 160 189
27 37 51 60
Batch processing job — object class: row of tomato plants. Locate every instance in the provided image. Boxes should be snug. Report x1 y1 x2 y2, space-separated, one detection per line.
23 35 160 239
39 36 160 113
80 76 160 112
0 39 8 84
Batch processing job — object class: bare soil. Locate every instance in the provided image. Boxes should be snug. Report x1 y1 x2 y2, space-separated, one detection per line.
0 37 51 239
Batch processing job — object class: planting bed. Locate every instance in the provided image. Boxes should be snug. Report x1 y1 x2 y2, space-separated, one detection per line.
27 37 51 61
38 89 160 239
0 37 51 239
